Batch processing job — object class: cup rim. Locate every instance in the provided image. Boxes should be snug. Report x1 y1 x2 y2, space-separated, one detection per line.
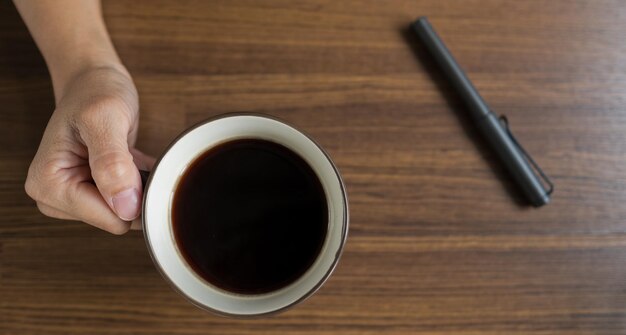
142 112 349 318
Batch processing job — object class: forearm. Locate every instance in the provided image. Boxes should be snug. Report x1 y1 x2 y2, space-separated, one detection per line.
14 0 126 102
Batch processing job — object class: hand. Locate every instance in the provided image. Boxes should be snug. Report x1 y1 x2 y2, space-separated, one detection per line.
25 66 155 234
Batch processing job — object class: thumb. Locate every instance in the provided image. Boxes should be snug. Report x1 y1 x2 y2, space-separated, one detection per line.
82 120 142 221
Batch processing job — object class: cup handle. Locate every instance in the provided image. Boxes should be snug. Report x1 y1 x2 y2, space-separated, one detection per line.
139 170 150 190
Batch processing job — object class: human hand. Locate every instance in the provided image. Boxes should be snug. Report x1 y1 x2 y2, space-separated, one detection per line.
25 66 155 234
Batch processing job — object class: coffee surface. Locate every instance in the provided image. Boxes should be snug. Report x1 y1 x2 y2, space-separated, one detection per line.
172 139 328 294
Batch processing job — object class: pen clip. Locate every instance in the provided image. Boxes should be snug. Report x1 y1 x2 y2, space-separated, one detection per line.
498 115 554 195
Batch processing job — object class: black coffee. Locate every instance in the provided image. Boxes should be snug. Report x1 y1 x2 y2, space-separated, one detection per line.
172 139 328 294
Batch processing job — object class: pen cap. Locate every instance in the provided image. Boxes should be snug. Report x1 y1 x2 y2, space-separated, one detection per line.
478 113 551 207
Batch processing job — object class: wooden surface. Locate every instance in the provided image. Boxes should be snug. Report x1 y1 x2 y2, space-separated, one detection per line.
2 1 626 334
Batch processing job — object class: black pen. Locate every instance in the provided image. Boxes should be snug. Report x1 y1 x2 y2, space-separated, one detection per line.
411 17 553 206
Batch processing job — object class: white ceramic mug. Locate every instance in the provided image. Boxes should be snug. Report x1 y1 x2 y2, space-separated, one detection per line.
142 114 349 317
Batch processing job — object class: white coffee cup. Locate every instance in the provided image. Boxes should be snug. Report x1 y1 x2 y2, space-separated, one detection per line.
142 113 349 317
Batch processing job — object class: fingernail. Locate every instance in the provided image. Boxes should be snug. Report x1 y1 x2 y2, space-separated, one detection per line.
112 188 140 221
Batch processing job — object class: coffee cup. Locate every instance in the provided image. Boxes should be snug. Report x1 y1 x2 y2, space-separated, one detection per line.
141 113 348 317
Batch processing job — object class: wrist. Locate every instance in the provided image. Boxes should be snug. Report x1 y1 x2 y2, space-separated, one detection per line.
51 55 129 103
45 27 127 102
14 0 129 103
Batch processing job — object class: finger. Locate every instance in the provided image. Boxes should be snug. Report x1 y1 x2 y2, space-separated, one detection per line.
130 147 157 171
128 117 139 147
130 218 142 230
78 107 142 221
66 181 131 235
128 148 153 232
36 202 77 221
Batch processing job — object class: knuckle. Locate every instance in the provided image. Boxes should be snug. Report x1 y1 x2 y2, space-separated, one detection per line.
24 174 39 200
75 96 132 131
107 223 130 235
24 161 41 200
25 164 48 201
25 160 62 203
36 202 58 219
35 202 49 216
91 151 135 183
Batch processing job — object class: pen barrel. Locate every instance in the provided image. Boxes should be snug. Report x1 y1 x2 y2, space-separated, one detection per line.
413 17 551 206
477 113 550 206
412 17 490 120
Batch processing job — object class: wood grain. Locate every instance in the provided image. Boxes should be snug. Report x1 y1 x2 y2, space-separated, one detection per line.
2 0 626 334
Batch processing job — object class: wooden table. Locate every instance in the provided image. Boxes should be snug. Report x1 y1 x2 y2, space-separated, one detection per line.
2 1 626 334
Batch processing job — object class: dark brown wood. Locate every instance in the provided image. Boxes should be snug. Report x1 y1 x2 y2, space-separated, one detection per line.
3 0 626 334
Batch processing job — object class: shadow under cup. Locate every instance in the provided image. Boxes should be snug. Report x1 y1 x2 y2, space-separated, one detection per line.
142 114 349 317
